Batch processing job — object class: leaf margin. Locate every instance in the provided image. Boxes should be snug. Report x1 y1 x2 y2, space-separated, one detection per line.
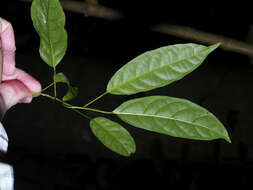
31 0 67 68
90 117 136 156
113 95 231 143
107 43 220 95
55 72 78 101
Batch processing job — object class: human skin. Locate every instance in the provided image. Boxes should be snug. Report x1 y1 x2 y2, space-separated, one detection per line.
0 18 41 111
0 18 41 190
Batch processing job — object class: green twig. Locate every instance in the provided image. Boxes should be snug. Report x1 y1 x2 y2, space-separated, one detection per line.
72 109 91 120
40 93 110 119
40 93 91 120
68 106 111 115
41 82 54 93
53 70 57 99
40 93 55 100
84 92 107 107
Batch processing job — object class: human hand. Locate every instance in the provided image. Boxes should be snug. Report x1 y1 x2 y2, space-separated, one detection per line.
0 19 40 190
0 18 41 111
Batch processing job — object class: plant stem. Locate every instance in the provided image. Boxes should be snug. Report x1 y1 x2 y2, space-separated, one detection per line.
41 82 54 93
72 109 91 120
84 92 107 107
40 93 110 118
53 70 57 99
40 93 91 120
40 93 55 100
68 106 111 115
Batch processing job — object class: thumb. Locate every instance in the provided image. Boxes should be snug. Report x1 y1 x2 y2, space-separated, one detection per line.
0 79 33 110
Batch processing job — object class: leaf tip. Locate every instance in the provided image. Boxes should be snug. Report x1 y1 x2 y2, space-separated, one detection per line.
208 42 221 52
216 42 221 47
221 133 231 143
122 151 135 157
225 136 232 143
121 144 136 157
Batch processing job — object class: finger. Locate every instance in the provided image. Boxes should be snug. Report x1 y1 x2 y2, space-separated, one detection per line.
0 18 16 75
2 68 41 93
0 80 33 110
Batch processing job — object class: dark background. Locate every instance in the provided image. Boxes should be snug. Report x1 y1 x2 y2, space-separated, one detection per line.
1 0 253 189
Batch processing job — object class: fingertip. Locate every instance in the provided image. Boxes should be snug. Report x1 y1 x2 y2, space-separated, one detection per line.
30 80 42 93
0 19 16 52
0 18 16 75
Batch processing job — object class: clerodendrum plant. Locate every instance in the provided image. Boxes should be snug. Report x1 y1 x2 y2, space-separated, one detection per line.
31 0 230 156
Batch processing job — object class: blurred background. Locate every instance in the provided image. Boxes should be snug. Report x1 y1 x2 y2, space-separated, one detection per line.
1 0 253 189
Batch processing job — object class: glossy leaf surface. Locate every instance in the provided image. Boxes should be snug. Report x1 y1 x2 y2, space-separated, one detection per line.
107 43 219 95
55 72 78 101
113 96 230 142
31 0 67 68
90 117 136 156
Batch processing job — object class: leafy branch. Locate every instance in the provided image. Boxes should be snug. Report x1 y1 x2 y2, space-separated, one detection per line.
31 0 231 157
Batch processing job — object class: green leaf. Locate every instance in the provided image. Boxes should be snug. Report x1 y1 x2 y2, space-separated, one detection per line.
55 72 69 84
113 96 231 142
31 0 67 68
55 72 78 101
90 117 136 156
107 43 220 95
62 86 78 101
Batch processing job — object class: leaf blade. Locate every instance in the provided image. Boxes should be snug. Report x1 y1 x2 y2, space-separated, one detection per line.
62 86 78 101
90 117 136 156
55 72 69 84
55 72 78 101
31 0 67 68
107 43 219 95
113 96 230 142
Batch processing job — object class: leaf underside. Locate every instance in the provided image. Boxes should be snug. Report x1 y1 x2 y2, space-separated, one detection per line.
113 96 230 142
31 0 67 68
107 43 220 95
90 117 136 156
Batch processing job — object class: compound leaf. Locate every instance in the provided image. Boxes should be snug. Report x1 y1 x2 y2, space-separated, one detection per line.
107 43 219 95
90 117 136 156
113 96 230 142
31 0 67 68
